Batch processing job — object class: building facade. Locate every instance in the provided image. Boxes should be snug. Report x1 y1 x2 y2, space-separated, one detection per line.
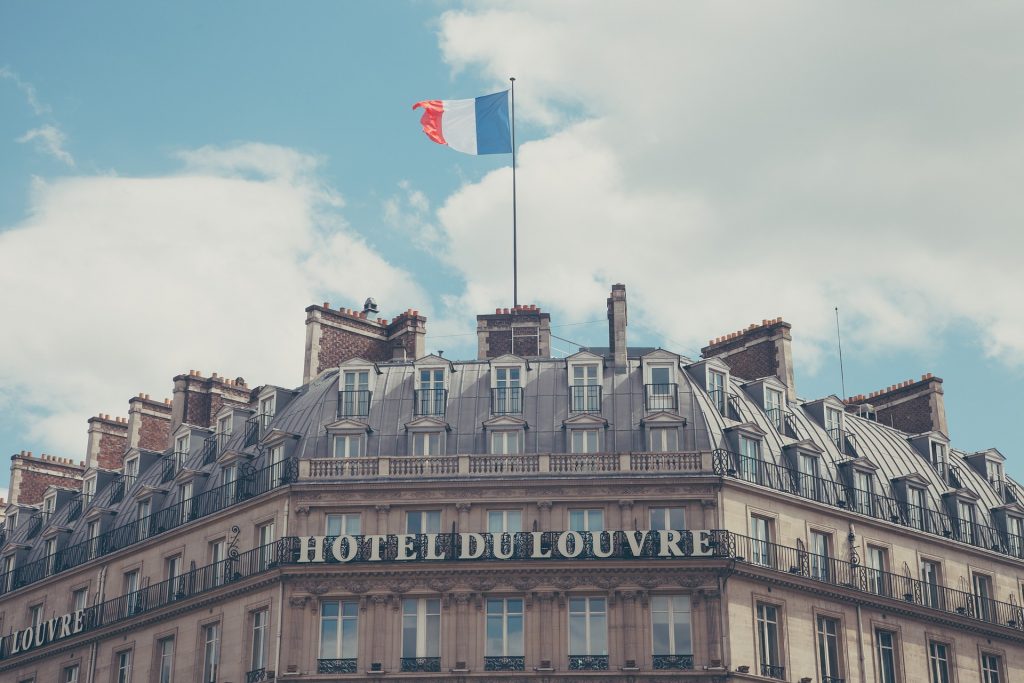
0 285 1021 683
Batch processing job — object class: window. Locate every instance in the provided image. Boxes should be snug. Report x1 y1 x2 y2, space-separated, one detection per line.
123 457 139 486
251 608 269 672
930 441 947 471
401 598 441 668
82 476 96 504
165 555 181 600
341 370 371 417
490 430 521 455
756 603 784 679
570 429 600 454
825 406 843 447
123 570 140 612
178 481 193 524
982 652 1003 683
136 498 151 542
928 640 950 683
487 510 522 533
651 596 692 660
765 388 784 429
116 649 132 683
648 427 679 452
223 465 238 504
816 616 841 683
216 414 232 451
493 367 522 414
1007 515 1024 557
797 453 818 499
956 500 975 543
320 601 359 664
1 555 13 592
907 486 928 531
852 470 873 516
738 435 761 482
875 629 899 683
809 531 831 581
326 513 361 536
202 623 220 683
646 366 675 410
707 369 726 414
974 573 994 622
750 516 772 567
44 538 56 575
486 598 524 661
569 508 604 532
29 603 43 629
157 637 174 683
412 431 443 456
258 521 276 569
649 507 685 531
269 444 286 486
417 368 446 416
43 493 56 516
72 587 89 612
568 597 607 661
258 394 276 426
87 520 100 558
920 559 941 609
62 664 79 683
866 546 889 596
406 510 441 534
174 434 189 460
333 434 364 458
570 363 601 412
210 539 225 586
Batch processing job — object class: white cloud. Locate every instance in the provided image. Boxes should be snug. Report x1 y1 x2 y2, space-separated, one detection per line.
383 180 442 249
433 2 1024 371
16 125 74 166
0 143 426 457
0 66 50 115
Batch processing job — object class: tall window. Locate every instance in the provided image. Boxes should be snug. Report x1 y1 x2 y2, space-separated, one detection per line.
797 453 818 499
342 370 371 416
116 649 132 683
957 500 975 543
569 509 604 532
651 596 692 661
907 486 928 530
825 406 843 447
174 434 189 460
570 429 600 454
258 394 276 427
974 573 994 622
412 431 442 456
87 520 100 558
251 608 269 672
123 457 139 486
750 516 772 567
568 597 607 662
756 603 783 679
123 570 140 612
165 555 181 600
648 427 679 452
269 445 286 486
202 623 220 683
320 601 359 664
407 510 442 534
401 598 441 668
72 587 89 612
333 434 364 458
82 476 96 504
417 368 446 415
326 513 361 536
178 481 193 524
649 507 685 531
1 555 13 592
486 598 524 662
223 464 237 504
216 414 232 451
920 559 941 609
875 630 899 683
982 653 1003 683
44 538 56 575
157 637 174 683
930 441 947 471
29 603 43 629
765 388 784 428
816 616 841 683
571 364 600 412
1007 516 1024 557
738 436 761 482
494 367 522 414
866 546 889 596
810 531 831 581
491 430 521 455
210 539 225 586
647 366 674 410
487 510 522 533
258 521 276 570
928 641 950 683
707 369 726 413
853 470 873 516
136 498 151 541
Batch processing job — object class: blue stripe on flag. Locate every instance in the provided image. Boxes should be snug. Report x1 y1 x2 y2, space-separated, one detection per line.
474 90 512 155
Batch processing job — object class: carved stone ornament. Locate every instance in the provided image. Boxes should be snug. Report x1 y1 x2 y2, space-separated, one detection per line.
676 575 707 588
452 592 474 605
369 594 389 606
701 498 718 508
289 596 309 609
343 579 369 595
469 577 497 592
636 575 663 589
305 582 330 595
426 577 456 593
375 504 391 513
593 575 621 590
511 576 539 591
536 500 553 510
551 574 578 590
295 505 312 516
618 499 634 509
455 502 472 513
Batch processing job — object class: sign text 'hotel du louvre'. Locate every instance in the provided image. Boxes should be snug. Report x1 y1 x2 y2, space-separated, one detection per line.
292 529 730 564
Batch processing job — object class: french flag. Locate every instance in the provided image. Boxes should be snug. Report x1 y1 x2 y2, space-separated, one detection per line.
412 90 512 155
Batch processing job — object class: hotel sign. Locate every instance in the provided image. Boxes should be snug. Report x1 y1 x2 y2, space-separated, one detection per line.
292 529 729 564
0 609 87 659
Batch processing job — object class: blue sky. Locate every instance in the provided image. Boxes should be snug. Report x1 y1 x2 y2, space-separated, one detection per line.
1 1 1022 495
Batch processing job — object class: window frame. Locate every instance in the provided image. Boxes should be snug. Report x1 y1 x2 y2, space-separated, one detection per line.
568 508 604 532
487 509 522 533
156 636 175 683
401 597 441 661
319 599 359 661
649 507 685 531
201 621 220 683
755 601 784 679
250 607 270 672
815 613 843 683
326 513 362 536
568 596 608 656
927 639 952 683
114 648 133 683
874 628 901 683
485 597 524 658
406 510 442 534
651 595 692 657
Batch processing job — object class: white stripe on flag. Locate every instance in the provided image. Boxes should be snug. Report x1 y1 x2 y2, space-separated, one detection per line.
442 98 477 155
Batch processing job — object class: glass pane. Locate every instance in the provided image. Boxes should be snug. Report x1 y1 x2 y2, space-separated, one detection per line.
341 617 358 658
508 613 523 655
320 618 338 658
486 615 503 656
569 613 586 654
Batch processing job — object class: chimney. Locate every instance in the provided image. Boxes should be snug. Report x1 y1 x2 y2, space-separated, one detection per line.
701 318 795 401
607 284 628 371
846 374 947 435
171 371 253 432
302 303 427 382
476 305 551 359
8 451 86 506
85 414 129 470
127 394 173 452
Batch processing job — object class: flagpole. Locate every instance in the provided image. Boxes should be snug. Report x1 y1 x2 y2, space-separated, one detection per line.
510 76 518 308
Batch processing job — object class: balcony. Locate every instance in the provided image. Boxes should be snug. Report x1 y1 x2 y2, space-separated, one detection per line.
245 413 274 446
202 435 219 465
484 656 525 671
67 494 84 522
569 385 601 413
652 654 693 670
318 659 357 674
761 664 786 680
26 512 48 539
245 668 269 683
162 451 187 483
339 390 372 418
491 387 523 414
708 390 741 420
568 655 608 671
414 388 447 417
400 657 440 672
827 428 857 456
644 383 678 411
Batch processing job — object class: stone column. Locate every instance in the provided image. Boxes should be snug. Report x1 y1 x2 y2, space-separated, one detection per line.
536 591 556 668
536 501 552 530
370 594 388 666
699 589 722 667
453 592 473 667
620 591 638 666
375 504 391 535
701 499 718 529
618 500 635 530
456 502 472 531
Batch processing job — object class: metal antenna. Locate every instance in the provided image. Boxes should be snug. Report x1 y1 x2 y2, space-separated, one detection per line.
835 306 847 400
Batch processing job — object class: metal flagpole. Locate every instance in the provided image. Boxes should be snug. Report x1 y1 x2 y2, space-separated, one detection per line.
510 76 518 308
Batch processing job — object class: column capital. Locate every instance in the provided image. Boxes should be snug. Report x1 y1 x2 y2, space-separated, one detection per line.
536 500 553 510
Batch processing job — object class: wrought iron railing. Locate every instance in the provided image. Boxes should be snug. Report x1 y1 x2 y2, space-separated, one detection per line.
822 677 845 683
414 389 447 416
827 428 856 456
245 414 273 446
569 385 602 413
26 512 48 539
245 667 269 682
568 655 608 670
653 654 693 669
109 473 132 504
644 383 678 411
491 387 524 414
67 494 84 522
484 656 525 671
202 435 219 465
400 657 440 672
318 659 357 674
339 390 372 418
761 664 786 679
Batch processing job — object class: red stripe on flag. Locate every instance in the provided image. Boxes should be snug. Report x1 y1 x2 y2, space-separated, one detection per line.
412 100 446 145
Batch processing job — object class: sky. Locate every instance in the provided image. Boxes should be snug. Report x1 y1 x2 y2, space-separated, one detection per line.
1 1 1023 497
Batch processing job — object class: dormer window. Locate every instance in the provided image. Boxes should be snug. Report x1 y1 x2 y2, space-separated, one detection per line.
174 434 190 461
341 369 371 417
123 455 139 488
333 434 365 458
738 435 762 482
930 441 947 472
571 428 600 454
570 365 601 412
136 498 152 540
416 367 447 417
43 493 56 518
216 414 233 451
851 470 873 516
412 431 443 456
906 486 929 531
796 452 819 499
493 366 523 414
258 394 276 425
491 430 522 455
956 500 975 543
1007 516 1023 557
641 352 679 411
765 387 784 430
708 369 727 414
824 406 843 447
82 476 96 504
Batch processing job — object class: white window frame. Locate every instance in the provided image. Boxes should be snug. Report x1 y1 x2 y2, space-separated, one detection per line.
251 608 269 670
644 362 676 411
707 368 727 413
568 360 602 413
485 598 524 657
62 663 80 683
340 368 373 417
157 636 174 683
411 430 444 456
332 433 366 458
490 430 522 455
210 538 226 586
415 362 448 416
920 558 941 609
72 587 89 612
326 513 362 536
982 652 1003 683
402 597 441 660
866 545 889 596
82 476 97 503
568 596 607 656
764 386 784 429
755 602 782 676
810 530 831 580
649 507 685 531
816 615 842 682
116 649 133 683
319 600 359 660
928 640 951 683
876 629 899 683
202 622 220 683
750 515 773 567
406 510 442 534
651 595 692 656
570 428 601 454
124 456 139 484
487 509 522 533
568 508 604 532
648 426 680 452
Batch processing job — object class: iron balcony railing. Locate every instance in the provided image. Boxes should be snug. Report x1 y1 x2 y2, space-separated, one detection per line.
109 473 134 505
202 435 219 465
826 428 857 456
339 390 372 418
569 385 602 413
67 494 84 522
729 532 1024 631
400 657 441 672
318 659 357 674
644 383 678 411
761 664 786 680
707 390 741 420
568 655 608 671
27 511 49 539
652 654 693 670
162 451 189 483
0 460 297 598
484 656 525 671
245 667 269 683
491 387 524 414
245 413 274 446
414 388 447 417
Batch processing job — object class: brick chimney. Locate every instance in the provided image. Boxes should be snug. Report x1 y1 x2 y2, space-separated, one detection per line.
171 371 254 432
607 284 628 371
701 318 795 401
303 303 427 382
845 374 947 435
127 394 173 452
476 305 551 359
85 414 129 470
8 451 86 506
